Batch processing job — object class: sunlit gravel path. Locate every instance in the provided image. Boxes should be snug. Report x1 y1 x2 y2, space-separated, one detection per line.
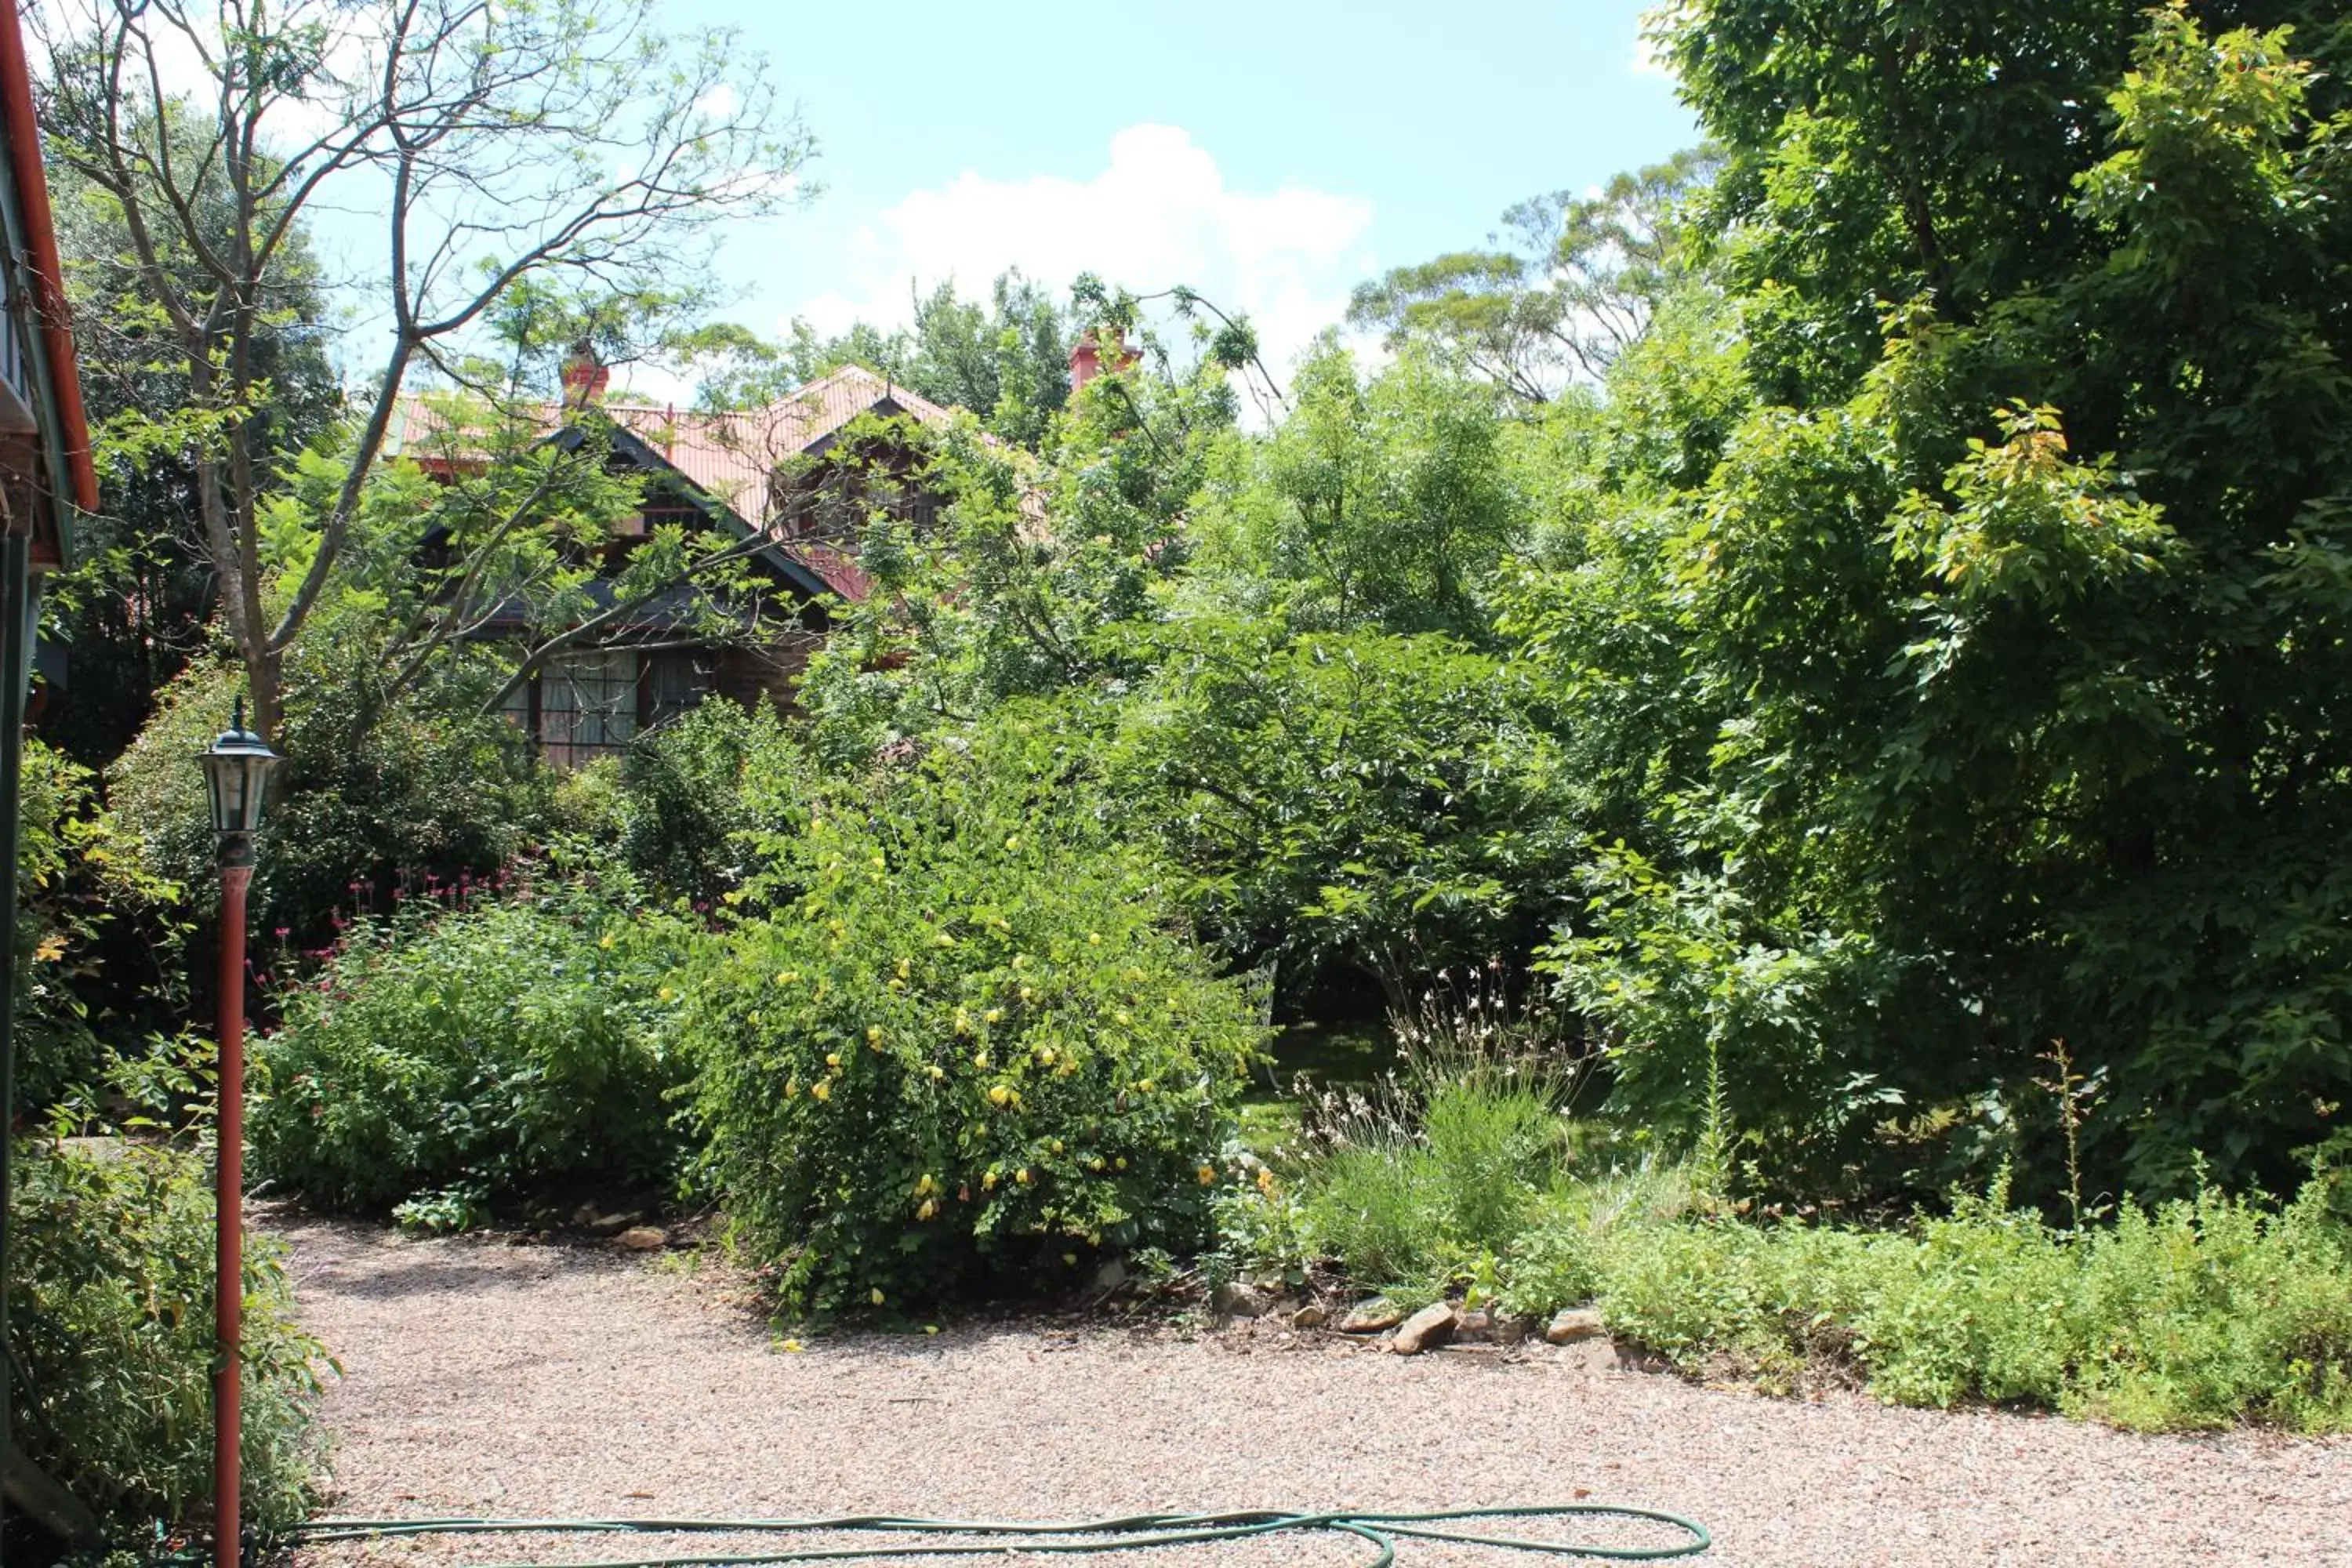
269 1212 2350 1568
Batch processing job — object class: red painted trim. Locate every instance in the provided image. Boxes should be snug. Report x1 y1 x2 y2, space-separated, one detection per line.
0 0 99 516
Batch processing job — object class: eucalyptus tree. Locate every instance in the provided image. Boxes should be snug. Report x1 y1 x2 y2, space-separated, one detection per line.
1347 147 1719 403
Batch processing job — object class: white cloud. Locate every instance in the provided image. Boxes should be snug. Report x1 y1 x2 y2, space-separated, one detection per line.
788 125 1377 387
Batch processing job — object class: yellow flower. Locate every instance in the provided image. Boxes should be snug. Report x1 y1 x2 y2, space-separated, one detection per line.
1197 1165 1217 1185
870 1287 887 1305
1062 1252 1078 1266
598 934 615 949
954 1008 974 1036
987 1084 1012 1107
811 1080 831 1102
926 1064 946 1081
1087 932 1102 946
924 1324 941 1335
1115 1156 1128 1171
935 932 955 947
1036 1045 1056 1065
775 970 799 986
1137 1080 1156 1094
870 856 887 870
1257 1167 1277 1194
1088 1156 1105 1171
1004 834 1022 851
916 1198 938 1221
1019 986 1036 1003
1114 1011 1131 1027
31 934 66 964
1011 953 1028 970
781 1338 805 1353
867 1025 884 1045
982 1171 999 1191
916 1174 937 1196
1014 1167 1032 1185
897 958 911 978
1049 1138 1064 1154
659 986 675 1002
785 1079 800 1099
984 1007 1003 1024
888 977 906 991
826 1052 841 1068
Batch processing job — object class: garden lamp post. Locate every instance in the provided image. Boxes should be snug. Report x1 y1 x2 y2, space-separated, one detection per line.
199 700 279 1568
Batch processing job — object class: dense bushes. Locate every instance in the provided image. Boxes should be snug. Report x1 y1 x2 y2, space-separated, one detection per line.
685 735 1269 1311
250 872 693 1213
7 1139 325 1539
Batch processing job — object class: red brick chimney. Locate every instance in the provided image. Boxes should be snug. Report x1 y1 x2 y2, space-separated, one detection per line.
1069 326 1139 392
560 339 611 410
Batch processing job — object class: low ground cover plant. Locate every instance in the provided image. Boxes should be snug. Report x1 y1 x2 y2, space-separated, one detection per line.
1592 1178 2352 1432
684 738 1269 1312
7 1138 326 1541
250 867 695 1214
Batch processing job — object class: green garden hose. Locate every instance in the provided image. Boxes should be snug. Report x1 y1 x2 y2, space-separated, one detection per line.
274 1503 1711 1565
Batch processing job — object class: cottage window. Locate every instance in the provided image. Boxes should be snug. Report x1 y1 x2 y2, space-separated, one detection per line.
539 648 637 767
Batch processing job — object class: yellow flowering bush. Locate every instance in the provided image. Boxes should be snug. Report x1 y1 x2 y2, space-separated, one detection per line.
683 743 1269 1312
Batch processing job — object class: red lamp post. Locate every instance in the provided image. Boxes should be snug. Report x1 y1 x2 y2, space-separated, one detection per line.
198 701 279 1568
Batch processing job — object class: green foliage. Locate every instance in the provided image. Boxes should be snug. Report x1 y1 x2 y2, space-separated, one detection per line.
1110 621 1577 998
750 270 1072 448
619 699 811 906
682 731 1269 1312
1491 1 2352 1194
108 656 555 948
1591 1178 2352 1432
250 873 694 1211
7 1139 325 1539
12 739 187 1113
1191 341 1520 639
1293 996 1577 1291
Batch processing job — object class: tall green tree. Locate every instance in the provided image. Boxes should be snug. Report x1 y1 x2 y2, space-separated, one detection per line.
1532 2 2352 1192
1347 147 1719 402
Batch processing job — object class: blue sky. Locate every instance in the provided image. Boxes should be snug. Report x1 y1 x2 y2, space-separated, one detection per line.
627 0 1700 392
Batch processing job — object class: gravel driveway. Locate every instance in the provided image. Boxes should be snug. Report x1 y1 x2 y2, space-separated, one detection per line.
269 1213 2350 1567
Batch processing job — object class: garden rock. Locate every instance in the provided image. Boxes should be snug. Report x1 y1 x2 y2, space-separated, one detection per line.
615 1225 669 1251
1546 1307 1606 1344
586 1210 646 1237
1213 1280 1272 1319
1340 1298 1405 1334
1290 1304 1328 1330
1389 1303 1457 1355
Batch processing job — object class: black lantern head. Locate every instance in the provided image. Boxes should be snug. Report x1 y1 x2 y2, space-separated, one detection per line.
200 696 281 843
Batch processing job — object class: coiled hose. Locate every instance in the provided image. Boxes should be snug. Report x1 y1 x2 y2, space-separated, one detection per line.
277 1502 1711 1564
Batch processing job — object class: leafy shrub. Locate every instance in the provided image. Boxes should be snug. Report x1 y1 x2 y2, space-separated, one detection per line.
683 737 1269 1312
13 738 188 1115
7 1138 325 1541
250 869 694 1211
108 657 555 950
619 699 810 906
